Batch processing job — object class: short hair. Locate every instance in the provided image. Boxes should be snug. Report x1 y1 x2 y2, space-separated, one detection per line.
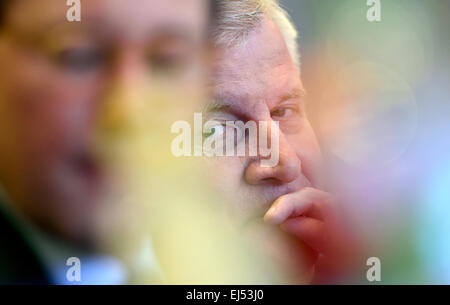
211 0 300 69
0 0 9 27
0 1 221 30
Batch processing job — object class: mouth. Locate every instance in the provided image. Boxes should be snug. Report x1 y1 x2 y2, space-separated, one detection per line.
240 181 313 230
71 149 103 185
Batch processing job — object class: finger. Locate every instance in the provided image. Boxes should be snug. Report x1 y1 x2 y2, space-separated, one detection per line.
300 187 335 220
264 192 313 225
264 187 333 225
280 217 329 255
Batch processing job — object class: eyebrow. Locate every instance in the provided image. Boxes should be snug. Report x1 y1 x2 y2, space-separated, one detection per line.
280 88 307 103
6 20 103 48
96 16 204 43
20 19 197 43
203 99 234 114
148 27 200 47
204 88 307 116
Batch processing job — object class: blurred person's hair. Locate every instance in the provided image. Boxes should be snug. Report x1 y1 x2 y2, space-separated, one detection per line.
0 0 221 28
0 0 10 27
211 0 299 69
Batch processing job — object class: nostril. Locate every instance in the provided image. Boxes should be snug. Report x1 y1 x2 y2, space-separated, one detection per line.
245 162 300 186
261 177 286 186
274 160 301 183
244 161 272 185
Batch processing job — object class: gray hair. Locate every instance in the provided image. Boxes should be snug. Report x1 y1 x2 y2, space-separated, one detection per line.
212 0 300 69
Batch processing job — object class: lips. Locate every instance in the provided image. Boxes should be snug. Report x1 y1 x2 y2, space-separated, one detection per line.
71 149 102 185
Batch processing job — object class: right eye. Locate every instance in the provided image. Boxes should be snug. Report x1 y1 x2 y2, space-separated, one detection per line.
202 121 246 149
55 48 105 73
203 123 226 139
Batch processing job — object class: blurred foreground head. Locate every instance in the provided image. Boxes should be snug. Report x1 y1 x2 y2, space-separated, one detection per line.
0 0 214 244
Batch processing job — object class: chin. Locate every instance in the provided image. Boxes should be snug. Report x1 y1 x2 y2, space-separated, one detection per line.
29 174 105 246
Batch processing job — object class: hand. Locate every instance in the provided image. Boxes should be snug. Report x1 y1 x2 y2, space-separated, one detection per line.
264 187 360 283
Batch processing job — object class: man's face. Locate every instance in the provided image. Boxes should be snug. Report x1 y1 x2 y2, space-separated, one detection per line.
207 17 323 226
0 0 210 242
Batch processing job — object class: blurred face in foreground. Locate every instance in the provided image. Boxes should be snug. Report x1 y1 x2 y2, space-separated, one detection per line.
0 0 210 244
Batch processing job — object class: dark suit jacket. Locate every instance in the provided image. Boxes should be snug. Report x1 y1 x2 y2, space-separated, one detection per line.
0 200 50 284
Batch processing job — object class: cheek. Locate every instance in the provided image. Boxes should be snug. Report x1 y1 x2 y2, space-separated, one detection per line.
5 74 103 164
291 128 323 187
204 156 246 191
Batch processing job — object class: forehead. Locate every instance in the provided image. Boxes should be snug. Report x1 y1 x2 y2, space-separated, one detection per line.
7 0 209 40
213 18 301 111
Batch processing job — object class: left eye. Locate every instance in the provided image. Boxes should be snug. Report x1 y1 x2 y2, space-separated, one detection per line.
271 107 295 119
203 124 226 138
147 53 186 74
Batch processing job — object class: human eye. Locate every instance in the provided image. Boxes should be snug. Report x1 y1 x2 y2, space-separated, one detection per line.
54 47 106 73
146 39 190 76
203 120 248 154
39 28 107 73
147 51 187 75
270 105 300 120
203 123 226 139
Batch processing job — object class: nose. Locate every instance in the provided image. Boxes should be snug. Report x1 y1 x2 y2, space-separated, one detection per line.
96 50 149 138
244 127 302 185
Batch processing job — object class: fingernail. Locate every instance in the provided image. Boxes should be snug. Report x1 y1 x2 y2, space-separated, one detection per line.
264 206 277 223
